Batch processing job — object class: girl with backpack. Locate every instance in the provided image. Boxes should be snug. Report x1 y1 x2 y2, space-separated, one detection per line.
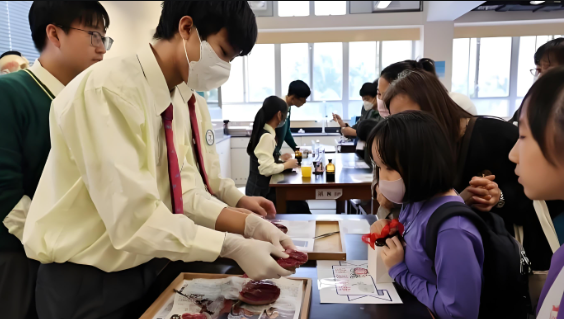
367 111 484 319
509 67 564 319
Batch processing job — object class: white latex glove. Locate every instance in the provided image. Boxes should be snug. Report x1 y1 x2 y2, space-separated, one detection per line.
220 233 294 280
244 214 297 251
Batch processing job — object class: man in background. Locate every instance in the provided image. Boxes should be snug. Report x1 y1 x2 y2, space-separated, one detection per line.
332 81 382 138
0 2 110 318
0 51 30 74
276 80 311 161
511 37 563 123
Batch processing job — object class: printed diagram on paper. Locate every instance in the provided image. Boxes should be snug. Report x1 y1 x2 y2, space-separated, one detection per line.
317 260 402 304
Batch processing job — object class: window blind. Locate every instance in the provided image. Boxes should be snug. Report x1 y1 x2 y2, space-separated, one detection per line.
0 1 39 64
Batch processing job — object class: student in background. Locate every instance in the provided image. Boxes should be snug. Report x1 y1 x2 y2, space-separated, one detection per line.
368 111 484 319
333 81 383 138
0 51 30 74
377 58 478 116
0 2 110 318
276 80 311 161
382 70 555 271
22 2 295 317
509 67 564 319
246 96 299 202
511 37 564 123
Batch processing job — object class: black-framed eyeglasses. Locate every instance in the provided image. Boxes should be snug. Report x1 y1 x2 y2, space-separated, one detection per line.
59 26 114 51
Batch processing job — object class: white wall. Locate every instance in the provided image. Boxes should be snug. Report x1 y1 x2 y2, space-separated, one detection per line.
101 1 162 59
421 22 454 90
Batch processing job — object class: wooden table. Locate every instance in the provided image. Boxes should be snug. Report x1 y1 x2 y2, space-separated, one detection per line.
140 215 432 319
270 153 375 214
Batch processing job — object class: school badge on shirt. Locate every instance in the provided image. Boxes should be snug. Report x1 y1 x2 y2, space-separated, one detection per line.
206 129 214 145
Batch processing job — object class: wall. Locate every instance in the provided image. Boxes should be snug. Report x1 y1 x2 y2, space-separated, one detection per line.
422 22 454 90
101 1 162 59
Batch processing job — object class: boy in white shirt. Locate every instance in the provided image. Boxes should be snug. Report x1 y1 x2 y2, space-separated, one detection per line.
22 2 294 318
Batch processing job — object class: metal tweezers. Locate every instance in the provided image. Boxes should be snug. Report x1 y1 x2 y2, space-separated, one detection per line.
313 231 340 240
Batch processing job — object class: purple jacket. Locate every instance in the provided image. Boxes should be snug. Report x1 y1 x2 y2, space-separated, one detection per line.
537 245 564 319
389 195 484 319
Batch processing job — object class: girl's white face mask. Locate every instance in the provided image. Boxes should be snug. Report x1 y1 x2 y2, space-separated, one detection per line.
378 177 405 204
183 29 231 92
363 100 374 111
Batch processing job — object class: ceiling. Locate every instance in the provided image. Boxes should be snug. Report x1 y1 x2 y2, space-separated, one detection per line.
473 1 564 12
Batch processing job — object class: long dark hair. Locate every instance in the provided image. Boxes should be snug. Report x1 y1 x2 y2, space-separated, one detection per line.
247 96 288 156
382 70 472 152
367 111 455 203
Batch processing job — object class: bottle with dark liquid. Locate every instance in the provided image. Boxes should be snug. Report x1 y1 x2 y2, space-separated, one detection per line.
295 147 302 165
326 159 335 181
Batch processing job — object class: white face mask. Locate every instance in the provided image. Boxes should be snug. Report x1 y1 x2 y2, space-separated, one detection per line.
183 29 231 92
378 178 405 204
363 100 374 111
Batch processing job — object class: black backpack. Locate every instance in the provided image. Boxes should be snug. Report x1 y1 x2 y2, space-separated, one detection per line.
424 201 532 319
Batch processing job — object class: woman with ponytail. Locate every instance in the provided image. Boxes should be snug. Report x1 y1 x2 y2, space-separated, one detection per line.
246 96 300 203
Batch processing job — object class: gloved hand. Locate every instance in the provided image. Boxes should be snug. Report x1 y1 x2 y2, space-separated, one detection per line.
244 214 297 251
220 233 294 280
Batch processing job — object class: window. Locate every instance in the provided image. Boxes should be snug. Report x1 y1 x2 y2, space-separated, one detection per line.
381 40 412 70
281 43 310 95
221 40 415 121
349 42 378 101
0 1 39 64
278 1 309 17
247 44 275 102
452 35 564 117
221 57 244 103
517 35 561 97
313 42 343 100
477 37 512 98
314 1 346 16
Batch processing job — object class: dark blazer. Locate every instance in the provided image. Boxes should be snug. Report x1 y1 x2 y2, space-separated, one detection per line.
457 116 557 270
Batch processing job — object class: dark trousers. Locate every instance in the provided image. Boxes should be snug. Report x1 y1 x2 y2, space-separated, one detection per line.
35 259 168 319
0 251 39 319
246 172 311 214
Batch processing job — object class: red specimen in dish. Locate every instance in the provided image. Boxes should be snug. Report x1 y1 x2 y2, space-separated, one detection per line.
239 280 281 305
271 221 288 234
276 249 308 269
182 314 207 319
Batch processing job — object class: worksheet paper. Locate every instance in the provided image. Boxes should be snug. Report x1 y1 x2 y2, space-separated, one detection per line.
317 260 402 304
154 277 303 319
339 219 370 234
349 174 373 183
275 220 316 239
290 238 315 252
342 161 370 169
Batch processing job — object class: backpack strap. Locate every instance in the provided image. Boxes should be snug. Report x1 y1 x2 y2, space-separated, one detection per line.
424 201 488 263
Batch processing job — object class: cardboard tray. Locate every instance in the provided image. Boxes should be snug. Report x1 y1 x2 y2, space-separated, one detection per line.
308 220 346 261
140 273 312 319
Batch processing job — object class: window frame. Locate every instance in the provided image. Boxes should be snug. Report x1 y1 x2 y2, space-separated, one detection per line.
220 39 417 121
452 35 562 118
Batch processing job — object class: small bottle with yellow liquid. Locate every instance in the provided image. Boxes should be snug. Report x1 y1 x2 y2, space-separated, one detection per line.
295 147 302 165
326 159 335 182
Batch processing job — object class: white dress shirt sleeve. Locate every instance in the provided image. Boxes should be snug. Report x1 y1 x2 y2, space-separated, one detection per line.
180 155 228 229
255 133 285 177
56 87 225 262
